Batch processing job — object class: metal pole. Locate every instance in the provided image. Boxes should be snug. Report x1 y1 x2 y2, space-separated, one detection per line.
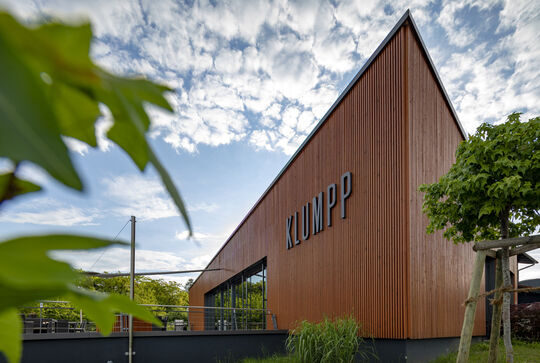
128 216 136 363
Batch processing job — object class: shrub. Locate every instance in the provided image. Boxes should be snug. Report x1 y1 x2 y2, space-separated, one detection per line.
510 302 540 341
285 317 374 363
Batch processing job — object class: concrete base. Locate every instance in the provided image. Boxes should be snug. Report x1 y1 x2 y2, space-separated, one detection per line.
364 336 483 362
1 330 288 363
0 331 484 363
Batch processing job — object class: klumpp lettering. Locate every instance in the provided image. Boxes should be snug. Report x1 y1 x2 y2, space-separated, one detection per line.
286 171 352 250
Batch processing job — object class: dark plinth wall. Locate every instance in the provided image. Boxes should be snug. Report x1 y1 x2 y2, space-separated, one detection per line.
190 11 516 340
0 333 484 363
0 331 288 363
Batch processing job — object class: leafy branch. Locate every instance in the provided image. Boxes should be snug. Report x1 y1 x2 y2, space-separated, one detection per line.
0 11 192 363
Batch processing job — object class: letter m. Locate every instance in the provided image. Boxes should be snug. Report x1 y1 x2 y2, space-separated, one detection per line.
312 192 324 235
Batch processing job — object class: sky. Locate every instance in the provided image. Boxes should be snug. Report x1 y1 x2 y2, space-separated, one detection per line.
0 0 539 285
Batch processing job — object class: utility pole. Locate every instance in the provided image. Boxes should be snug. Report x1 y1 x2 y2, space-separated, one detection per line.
128 216 136 363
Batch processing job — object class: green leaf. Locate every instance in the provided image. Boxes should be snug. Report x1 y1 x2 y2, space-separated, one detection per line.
148 149 192 235
0 30 82 190
0 282 65 313
68 288 161 335
32 22 94 71
0 172 41 203
0 308 22 363
96 70 173 170
0 12 192 233
51 83 100 147
0 235 126 289
419 112 540 242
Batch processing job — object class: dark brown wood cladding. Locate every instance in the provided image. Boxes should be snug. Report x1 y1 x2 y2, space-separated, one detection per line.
190 20 486 339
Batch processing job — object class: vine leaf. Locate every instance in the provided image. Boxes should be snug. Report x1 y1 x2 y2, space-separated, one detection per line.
0 173 41 204
0 309 21 363
0 27 82 190
0 11 191 233
0 234 125 309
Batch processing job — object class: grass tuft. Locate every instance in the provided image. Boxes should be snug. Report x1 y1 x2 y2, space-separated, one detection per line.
284 316 376 363
430 339 540 363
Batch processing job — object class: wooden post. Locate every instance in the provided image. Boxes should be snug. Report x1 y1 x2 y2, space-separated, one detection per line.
488 256 503 363
456 250 486 363
501 247 514 363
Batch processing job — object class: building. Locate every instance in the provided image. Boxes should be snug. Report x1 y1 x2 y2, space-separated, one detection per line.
189 10 517 359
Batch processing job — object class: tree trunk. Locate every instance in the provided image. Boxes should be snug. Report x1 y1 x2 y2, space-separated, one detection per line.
500 208 514 363
488 255 503 363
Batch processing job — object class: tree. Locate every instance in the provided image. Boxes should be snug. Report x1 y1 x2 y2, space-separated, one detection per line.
0 11 192 363
78 275 190 322
184 278 195 291
419 112 539 362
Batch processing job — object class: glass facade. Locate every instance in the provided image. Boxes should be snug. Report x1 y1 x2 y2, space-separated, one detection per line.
204 259 267 330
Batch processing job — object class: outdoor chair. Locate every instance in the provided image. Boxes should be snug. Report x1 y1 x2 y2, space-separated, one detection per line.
73 320 87 333
56 319 69 333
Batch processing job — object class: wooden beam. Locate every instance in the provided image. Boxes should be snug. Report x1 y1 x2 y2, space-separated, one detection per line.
509 243 540 257
501 248 514 362
457 250 487 363
488 257 503 363
473 235 540 251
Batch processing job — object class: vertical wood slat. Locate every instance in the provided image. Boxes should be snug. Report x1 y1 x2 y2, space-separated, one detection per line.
406 25 486 338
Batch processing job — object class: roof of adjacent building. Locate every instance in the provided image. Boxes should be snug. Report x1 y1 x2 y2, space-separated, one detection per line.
520 278 540 287
518 252 538 265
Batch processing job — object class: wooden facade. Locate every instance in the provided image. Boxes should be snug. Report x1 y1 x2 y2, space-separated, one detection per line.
190 12 498 339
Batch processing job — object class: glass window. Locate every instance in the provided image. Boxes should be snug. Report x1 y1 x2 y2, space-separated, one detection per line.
204 259 267 330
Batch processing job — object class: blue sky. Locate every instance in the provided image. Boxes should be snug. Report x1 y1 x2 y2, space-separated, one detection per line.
0 0 539 284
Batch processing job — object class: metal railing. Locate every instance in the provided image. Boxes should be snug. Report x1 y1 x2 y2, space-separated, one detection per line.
20 301 275 334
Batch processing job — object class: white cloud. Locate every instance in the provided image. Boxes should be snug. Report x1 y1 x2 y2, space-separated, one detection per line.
0 198 98 226
11 163 50 186
214 48 243 74
174 228 230 251
2 0 538 159
175 230 222 242
312 29 357 73
63 137 89 156
189 202 219 213
163 133 197 153
55 246 187 273
96 106 114 152
102 174 178 221
437 0 497 47
436 0 540 133
102 174 220 220
249 130 274 151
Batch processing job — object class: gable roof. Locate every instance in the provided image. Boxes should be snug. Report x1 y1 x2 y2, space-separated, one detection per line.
192 10 466 287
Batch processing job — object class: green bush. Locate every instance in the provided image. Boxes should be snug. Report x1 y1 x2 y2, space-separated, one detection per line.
285 317 374 363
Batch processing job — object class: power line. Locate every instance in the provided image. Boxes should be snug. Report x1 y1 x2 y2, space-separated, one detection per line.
88 219 131 270
84 268 222 278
